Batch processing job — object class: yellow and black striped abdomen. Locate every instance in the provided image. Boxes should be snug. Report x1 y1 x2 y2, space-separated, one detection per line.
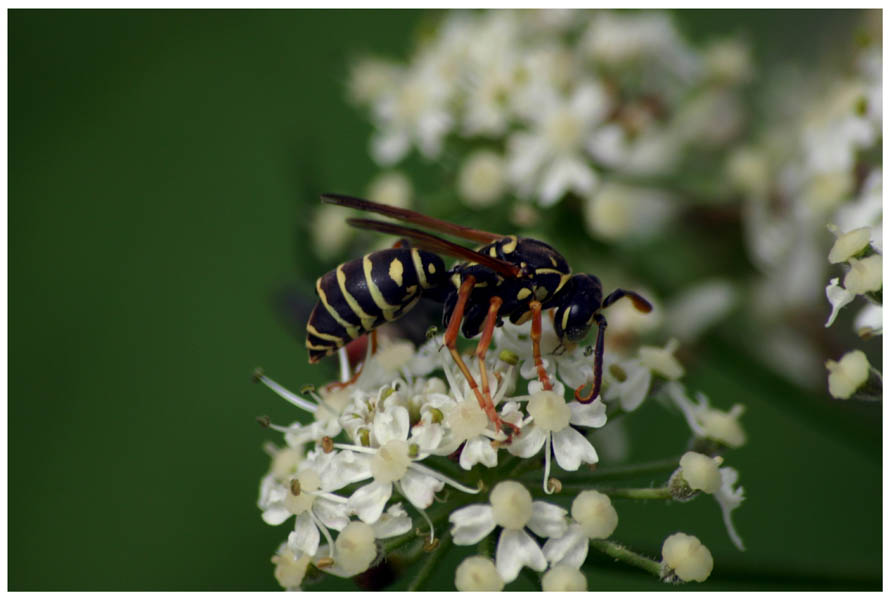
306 247 446 363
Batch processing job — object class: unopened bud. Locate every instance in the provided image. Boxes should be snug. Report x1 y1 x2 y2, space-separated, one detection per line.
662 532 713 582
499 349 519 365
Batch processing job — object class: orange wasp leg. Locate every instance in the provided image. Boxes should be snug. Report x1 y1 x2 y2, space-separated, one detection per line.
529 300 554 391
474 296 520 439
444 277 510 436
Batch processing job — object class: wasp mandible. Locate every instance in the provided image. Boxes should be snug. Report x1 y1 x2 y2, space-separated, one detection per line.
305 194 652 435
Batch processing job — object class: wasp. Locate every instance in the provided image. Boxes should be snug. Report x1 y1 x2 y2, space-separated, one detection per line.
305 194 652 435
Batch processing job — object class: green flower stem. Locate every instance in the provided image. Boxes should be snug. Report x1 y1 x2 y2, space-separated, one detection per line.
523 456 680 487
589 539 663 578
407 532 452 591
595 486 673 500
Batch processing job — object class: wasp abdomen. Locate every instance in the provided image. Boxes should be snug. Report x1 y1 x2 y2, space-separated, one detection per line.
306 247 445 363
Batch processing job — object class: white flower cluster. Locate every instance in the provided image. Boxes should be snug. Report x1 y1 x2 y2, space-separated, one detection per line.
726 15 882 390
255 316 747 590
347 10 750 233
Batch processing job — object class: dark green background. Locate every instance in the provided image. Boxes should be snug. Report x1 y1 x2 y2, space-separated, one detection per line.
10 10 881 590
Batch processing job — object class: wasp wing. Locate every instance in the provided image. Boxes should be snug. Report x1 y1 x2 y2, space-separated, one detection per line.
346 218 522 279
322 193 503 244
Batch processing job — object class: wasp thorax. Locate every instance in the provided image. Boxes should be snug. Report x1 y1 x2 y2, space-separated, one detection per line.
370 440 411 483
528 390 571 432
446 399 489 441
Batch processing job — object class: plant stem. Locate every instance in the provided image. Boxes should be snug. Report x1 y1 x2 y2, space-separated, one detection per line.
594 486 673 500
523 456 679 488
589 539 663 578
407 532 452 591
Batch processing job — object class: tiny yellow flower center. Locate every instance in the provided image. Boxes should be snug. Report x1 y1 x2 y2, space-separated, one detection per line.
527 390 571 432
571 490 618 539
490 480 533 530
370 440 411 483
446 399 489 441
284 469 321 515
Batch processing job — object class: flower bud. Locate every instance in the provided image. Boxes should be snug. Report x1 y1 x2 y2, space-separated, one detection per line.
639 339 685 380
826 350 871 399
571 490 618 539
679 452 722 494
272 548 311 589
490 480 532 530
334 522 377 576
541 565 587 591
828 226 872 263
455 556 504 591
699 406 747 448
662 532 713 582
844 255 882 294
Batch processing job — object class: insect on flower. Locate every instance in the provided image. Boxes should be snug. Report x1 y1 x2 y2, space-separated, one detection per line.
305 193 652 436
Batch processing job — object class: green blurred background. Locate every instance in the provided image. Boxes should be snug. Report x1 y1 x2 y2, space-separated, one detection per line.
9 9 881 590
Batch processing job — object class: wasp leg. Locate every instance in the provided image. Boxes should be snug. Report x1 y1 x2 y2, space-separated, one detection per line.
445 277 510 437
475 297 520 440
603 289 653 313
326 330 378 391
575 313 606 403
530 301 554 391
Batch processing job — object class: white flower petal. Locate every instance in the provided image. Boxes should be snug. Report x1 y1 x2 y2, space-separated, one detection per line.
258 475 285 509
379 504 415 538
399 467 443 510
507 424 548 458
551 427 598 471
460 436 499 470
825 277 856 327
372 503 414 539
526 501 568 539
348 480 393 524
495 528 548 583
569 398 608 428
374 405 410 445
312 497 350 531
543 524 589 568
618 365 652 412
715 467 746 551
289 512 320 556
538 156 598 207
323 451 373 491
450 504 497 545
262 505 292 526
